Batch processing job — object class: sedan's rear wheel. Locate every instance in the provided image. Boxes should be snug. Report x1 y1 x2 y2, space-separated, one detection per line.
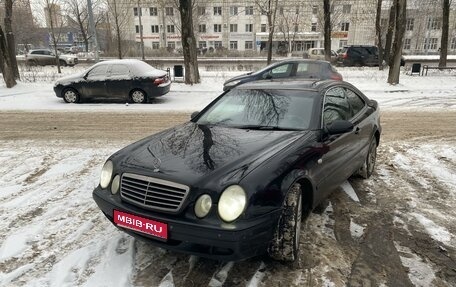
63 88 80 103
268 183 303 262
358 137 377 179
130 89 146 104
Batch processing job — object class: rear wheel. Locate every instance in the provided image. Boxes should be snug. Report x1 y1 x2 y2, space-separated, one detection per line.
63 88 80 103
358 137 377 179
27 60 37 66
130 89 146 104
268 183 303 262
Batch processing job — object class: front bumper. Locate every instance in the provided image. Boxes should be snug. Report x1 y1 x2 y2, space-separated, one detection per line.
93 186 280 261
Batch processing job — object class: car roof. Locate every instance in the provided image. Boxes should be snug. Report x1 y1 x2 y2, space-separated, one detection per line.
92 59 146 66
275 58 331 65
235 79 338 92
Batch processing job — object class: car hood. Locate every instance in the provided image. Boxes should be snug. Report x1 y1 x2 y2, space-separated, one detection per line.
224 73 253 85
54 73 84 87
59 54 77 60
118 122 307 188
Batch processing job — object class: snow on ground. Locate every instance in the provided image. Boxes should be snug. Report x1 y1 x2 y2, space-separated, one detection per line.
1 66 456 112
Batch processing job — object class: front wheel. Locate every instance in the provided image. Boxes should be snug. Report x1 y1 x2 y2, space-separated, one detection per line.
268 183 303 262
63 88 80 103
59 60 67 67
358 137 377 179
130 89 146 103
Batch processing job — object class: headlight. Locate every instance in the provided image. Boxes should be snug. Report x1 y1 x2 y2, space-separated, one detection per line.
194 194 212 218
218 185 246 222
99 160 113 189
111 174 120 194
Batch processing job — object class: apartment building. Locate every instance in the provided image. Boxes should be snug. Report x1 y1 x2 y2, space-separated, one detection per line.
127 0 456 54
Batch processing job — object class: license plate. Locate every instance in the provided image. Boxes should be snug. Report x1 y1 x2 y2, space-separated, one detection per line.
113 210 168 240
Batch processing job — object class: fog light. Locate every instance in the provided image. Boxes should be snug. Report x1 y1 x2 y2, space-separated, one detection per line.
194 194 212 218
111 175 120 194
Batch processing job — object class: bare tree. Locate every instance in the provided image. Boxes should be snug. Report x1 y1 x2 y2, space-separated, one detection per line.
43 0 65 73
323 0 331 61
384 4 395 65
277 5 303 56
106 0 131 59
0 24 16 87
439 0 450 67
375 0 384 69
67 0 89 51
3 0 19 79
255 0 279 64
177 0 200 84
387 0 407 84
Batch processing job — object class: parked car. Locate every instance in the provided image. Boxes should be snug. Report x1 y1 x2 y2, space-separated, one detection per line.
53 59 171 103
223 59 342 91
336 45 379 67
304 48 338 63
25 49 78 67
93 79 381 261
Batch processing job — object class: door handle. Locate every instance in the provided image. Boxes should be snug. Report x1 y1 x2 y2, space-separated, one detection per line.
355 127 360 134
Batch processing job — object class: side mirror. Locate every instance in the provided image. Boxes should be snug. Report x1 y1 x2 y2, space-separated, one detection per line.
190 111 200 120
262 71 272 79
326 120 353 135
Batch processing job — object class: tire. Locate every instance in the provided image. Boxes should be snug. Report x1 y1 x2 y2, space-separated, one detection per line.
59 60 67 67
63 88 80 103
358 137 377 179
268 183 303 262
130 89 146 104
27 60 37 66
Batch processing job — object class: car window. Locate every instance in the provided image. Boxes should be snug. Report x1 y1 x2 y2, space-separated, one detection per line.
264 63 293 79
323 87 351 126
109 64 131 77
345 88 365 116
43 50 52 56
87 65 108 80
32 51 42 55
296 63 322 78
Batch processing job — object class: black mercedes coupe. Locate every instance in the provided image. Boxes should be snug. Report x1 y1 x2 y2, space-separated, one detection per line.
93 79 381 262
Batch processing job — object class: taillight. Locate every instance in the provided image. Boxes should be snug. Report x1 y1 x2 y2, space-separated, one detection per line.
154 77 165 85
330 73 343 81
342 53 348 59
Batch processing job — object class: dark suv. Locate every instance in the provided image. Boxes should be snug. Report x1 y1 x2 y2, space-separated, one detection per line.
337 45 379 67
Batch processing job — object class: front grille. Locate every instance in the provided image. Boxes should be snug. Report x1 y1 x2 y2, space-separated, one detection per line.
120 173 190 213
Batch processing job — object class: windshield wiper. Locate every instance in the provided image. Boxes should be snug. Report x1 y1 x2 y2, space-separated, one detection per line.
235 125 300 131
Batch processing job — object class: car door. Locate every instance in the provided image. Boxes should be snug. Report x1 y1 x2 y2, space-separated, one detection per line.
81 65 108 100
106 64 133 101
344 87 371 170
317 86 357 196
44 50 55 65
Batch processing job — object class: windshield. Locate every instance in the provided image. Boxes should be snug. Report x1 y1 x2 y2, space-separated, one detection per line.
196 89 315 130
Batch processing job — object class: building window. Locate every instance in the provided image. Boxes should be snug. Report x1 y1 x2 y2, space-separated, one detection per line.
424 38 438 50
151 25 159 33
311 22 317 32
343 4 351 14
279 7 284 15
167 41 175 49
167 25 175 33
246 6 253 15
230 24 238 32
133 7 141 16
294 24 298 32
214 6 222 16
406 18 414 31
199 41 207 48
230 41 238 50
341 22 350 32
380 18 388 28
245 24 253 32
427 17 441 30
197 6 205 16
230 6 238 16
261 24 267 32
214 41 222 48
150 7 157 16
214 24 222 33
165 7 174 16
198 24 206 33
152 42 160 49
245 41 253 50
135 25 142 33
339 40 348 48
312 5 318 14
404 38 411 50
451 37 456 50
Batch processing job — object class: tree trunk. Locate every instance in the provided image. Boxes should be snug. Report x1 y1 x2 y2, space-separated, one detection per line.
384 5 395 66
0 25 17 88
439 0 450 68
112 0 122 59
75 4 89 52
375 0 384 70
387 0 406 85
178 0 200 84
323 0 331 61
266 0 278 65
47 1 61 74
4 0 20 80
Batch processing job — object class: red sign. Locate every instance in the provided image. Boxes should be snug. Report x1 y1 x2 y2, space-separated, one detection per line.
114 210 168 240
